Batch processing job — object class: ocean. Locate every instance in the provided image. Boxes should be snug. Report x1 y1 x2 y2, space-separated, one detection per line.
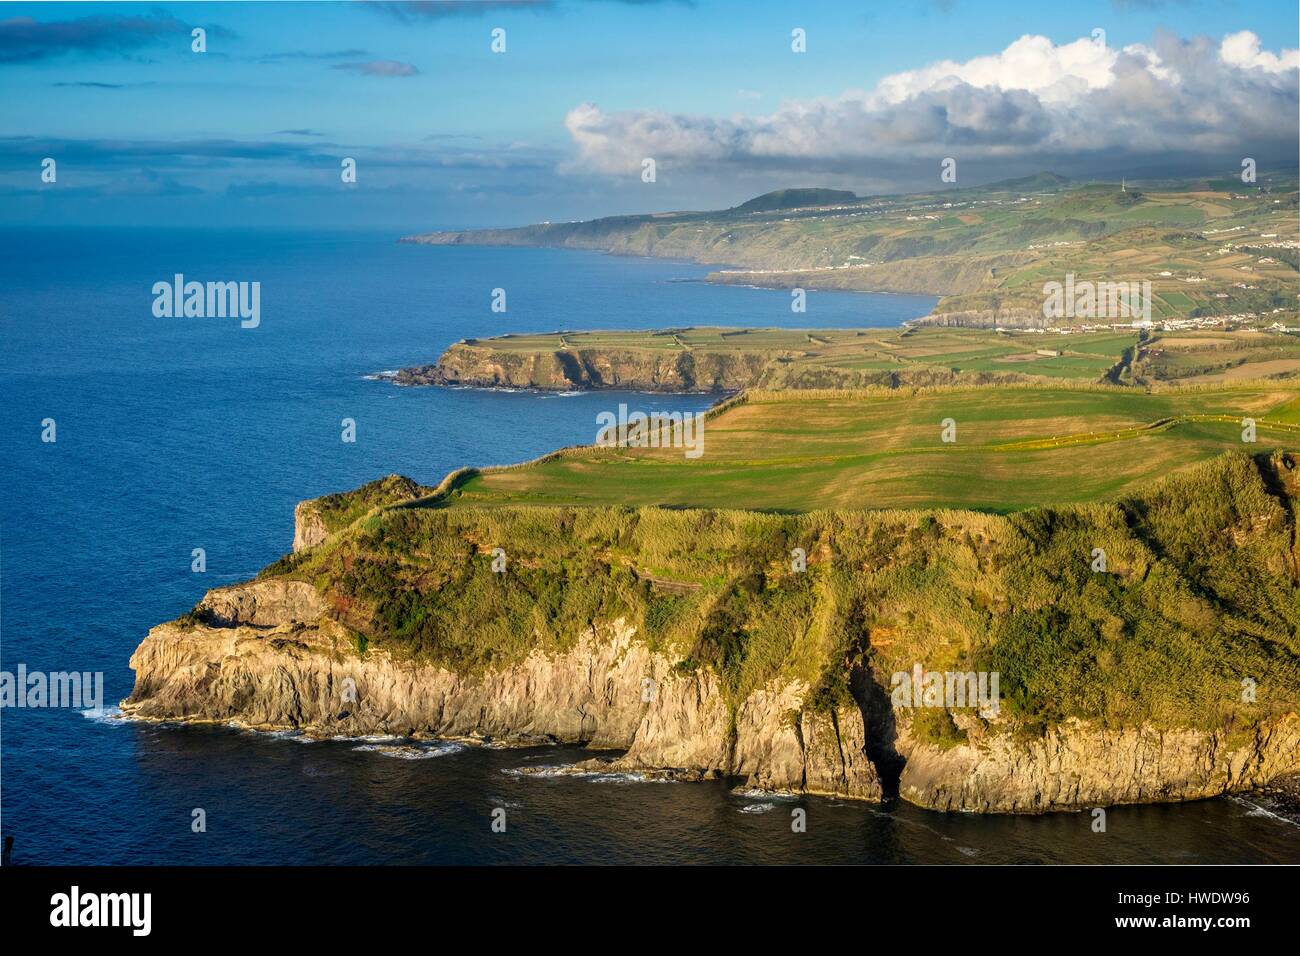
1 228 1295 864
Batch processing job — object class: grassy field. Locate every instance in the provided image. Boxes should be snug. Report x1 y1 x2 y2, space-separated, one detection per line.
435 384 1300 513
1140 329 1300 384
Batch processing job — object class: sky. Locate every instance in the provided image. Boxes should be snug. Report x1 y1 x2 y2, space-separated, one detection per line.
1 0 1297 230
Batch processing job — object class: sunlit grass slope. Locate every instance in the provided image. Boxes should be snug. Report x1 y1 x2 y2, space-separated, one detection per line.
440 385 1300 513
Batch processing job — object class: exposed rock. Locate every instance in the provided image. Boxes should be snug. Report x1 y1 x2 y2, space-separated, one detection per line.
909 306 1046 329
391 342 770 392
897 714 1300 812
292 500 328 552
122 597 881 802
201 579 325 628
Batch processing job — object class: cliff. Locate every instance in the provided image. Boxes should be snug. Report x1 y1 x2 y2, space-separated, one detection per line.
124 451 1300 812
393 341 778 392
124 582 880 800
389 336 1051 393
896 714 1300 812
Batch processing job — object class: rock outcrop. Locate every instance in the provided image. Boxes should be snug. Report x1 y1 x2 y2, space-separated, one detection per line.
292 501 328 552
389 340 1049 392
391 342 776 392
896 715 1300 812
122 586 882 802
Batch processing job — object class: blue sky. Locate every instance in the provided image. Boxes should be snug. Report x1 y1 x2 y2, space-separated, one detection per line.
2 0 1297 230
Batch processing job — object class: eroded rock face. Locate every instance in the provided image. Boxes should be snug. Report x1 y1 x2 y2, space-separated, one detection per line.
202 579 325 628
393 343 774 392
125 578 1297 813
122 592 881 801
292 501 328 552
728 682 880 799
896 715 1300 812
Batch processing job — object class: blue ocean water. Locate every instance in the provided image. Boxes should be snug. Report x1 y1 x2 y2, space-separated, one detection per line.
1 229 1296 864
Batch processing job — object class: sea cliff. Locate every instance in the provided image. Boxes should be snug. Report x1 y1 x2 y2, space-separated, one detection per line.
123 581 881 800
124 452 1300 812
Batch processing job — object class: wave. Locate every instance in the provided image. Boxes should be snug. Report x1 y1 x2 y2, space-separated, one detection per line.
730 786 797 801
503 764 676 784
80 705 122 724
353 742 466 760
1228 794 1300 828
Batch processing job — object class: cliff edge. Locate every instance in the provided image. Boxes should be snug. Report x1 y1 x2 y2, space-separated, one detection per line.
124 451 1300 812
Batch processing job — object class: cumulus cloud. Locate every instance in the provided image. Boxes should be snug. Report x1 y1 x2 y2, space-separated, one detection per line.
1220 30 1300 73
564 30 1299 180
332 59 420 77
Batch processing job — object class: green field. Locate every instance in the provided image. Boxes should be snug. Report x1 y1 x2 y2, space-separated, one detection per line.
431 384 1300 513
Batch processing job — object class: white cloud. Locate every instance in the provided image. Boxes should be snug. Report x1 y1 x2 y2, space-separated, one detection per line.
563 31 1298 180
1219 30 1300 73
871 34 1123 105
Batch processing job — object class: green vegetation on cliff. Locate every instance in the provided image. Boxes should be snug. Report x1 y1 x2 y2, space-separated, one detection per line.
309 474 434 535
401 326 1300 393
257 451 1300 746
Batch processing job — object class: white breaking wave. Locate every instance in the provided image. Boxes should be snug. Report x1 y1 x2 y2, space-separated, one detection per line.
353 742 466 760
80 705 122 724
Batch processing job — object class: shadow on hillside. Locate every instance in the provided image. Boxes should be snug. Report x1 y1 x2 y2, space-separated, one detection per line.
852 663 905 800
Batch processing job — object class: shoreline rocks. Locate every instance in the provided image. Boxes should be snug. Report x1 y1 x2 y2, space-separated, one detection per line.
123 577 1298 813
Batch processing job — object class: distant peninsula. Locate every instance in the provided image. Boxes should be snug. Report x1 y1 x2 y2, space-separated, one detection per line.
401 172 1298 329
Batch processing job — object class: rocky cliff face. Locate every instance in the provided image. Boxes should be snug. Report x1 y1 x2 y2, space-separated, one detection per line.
123 575 1299 812
909 306 1047 329
292 501 328 552
123 581 881 802
896 713 1300 812
391 343 776 392
389 342 1045 393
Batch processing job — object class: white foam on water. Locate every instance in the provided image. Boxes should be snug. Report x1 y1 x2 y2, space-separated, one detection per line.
503 764 675 784
80 705 122 724
587 771 674 785
353 742 466 760
730 786 797 801
264 729 314 743
1229 795 1300 828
